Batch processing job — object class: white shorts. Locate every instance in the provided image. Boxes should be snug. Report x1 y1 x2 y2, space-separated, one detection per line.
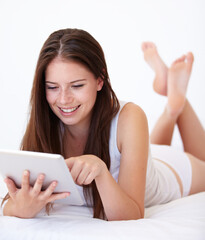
151 144 192 198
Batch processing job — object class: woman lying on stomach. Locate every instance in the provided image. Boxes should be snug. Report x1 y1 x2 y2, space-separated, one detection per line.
2 29 205 220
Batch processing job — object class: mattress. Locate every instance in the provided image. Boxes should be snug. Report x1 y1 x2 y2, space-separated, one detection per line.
0 176 204 240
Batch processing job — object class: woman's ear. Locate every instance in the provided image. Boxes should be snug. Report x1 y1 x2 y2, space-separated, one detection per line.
97 78 104 91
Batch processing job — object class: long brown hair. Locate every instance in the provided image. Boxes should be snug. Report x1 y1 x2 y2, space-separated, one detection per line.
18 28 119 218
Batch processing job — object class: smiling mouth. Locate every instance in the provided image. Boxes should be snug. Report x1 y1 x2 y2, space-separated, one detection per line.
59 105 80 113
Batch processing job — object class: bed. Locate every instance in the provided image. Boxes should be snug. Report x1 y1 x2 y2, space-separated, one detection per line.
0 176 205 240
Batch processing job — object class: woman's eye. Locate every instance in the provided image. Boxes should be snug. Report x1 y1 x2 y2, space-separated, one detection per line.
46 86 58 90
72 84 84 88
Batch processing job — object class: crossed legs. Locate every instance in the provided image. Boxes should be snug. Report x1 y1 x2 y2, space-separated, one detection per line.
142 42 205 195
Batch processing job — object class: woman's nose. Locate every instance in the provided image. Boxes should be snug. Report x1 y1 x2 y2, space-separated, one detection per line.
59 89 73 105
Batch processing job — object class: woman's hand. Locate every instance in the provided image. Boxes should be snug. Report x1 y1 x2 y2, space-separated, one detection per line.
65 155 107 185
3 170 70 218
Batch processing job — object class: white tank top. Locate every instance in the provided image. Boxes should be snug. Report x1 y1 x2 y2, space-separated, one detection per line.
109 101 171 207
77 101 180 208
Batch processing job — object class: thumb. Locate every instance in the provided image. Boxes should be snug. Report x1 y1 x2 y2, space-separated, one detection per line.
4 178 18 199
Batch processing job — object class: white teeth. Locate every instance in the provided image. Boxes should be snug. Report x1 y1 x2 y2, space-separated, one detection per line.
61 106 79 113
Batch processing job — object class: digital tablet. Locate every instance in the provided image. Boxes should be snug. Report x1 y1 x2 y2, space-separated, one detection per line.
0 149 84 206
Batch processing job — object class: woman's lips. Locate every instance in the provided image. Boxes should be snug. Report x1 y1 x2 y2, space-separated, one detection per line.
58 105 81 114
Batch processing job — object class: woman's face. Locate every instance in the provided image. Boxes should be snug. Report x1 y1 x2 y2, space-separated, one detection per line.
45 57 103 128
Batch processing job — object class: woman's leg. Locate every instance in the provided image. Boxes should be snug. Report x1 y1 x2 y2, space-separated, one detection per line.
142 42 205 157
141 42 175 144
169 78 205 194
148 98 205 160
177 101 205 161
149 108 177 145
141 42 168 96
142 43 205 195
148 52 194 145
187 153 205 195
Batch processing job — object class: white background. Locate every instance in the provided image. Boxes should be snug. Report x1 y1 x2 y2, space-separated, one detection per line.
0 0 204 150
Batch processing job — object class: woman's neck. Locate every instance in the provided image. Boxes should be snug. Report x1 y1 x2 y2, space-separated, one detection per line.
63 124 89 158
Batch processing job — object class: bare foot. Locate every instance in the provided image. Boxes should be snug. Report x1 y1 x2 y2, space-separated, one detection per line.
167 52 194 116
141 42 168 96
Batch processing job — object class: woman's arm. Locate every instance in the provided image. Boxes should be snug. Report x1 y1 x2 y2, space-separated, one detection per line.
95 103 149 220
66 103 149 221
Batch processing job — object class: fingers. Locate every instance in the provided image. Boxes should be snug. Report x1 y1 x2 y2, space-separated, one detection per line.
41 181 58 200
42 181 70 203
32 174 45 197
47 192 70 203
4 178 18 199
5 172 70 208
73 164 99 185
70 162 83 183
21 170 30 191
66 156 103 185
76 167 92 185
65 157 75 168
66 157 84 182
81 172 95 185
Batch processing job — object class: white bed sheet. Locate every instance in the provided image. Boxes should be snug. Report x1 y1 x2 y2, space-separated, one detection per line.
0 174 205 240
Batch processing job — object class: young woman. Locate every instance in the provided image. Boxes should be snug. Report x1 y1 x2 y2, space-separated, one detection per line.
2 29 205 221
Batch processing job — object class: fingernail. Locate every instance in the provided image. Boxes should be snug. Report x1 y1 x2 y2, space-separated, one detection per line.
65 193 70 198
52 181 57 187
39 174 45 180
24 170 29 176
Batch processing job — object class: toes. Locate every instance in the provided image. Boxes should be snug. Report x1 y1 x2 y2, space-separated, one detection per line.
141 42 156 51
179 55 186 62
186 52 194 64
173 52 194 66
141 42 148 51
186 52 194 72
172 55 186 65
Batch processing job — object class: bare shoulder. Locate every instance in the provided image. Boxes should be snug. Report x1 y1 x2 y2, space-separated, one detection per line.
118 102 148 129
117 102 149 152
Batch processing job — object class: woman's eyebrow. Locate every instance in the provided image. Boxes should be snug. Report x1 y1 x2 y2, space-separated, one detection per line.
45 79 86 84
45 81 56 84
70 79 86 84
